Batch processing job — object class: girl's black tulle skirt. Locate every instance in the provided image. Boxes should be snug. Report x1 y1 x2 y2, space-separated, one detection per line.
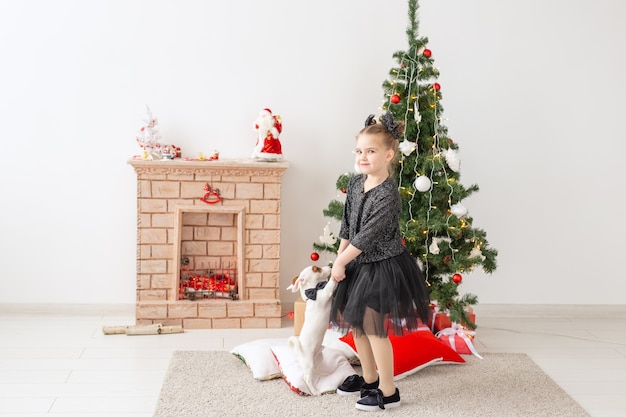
330 249 431 338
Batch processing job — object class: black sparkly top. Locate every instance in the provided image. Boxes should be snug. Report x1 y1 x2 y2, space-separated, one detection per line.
339 174 404 264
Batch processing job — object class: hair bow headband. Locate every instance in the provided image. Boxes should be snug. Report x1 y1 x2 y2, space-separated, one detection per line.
363 112 401 139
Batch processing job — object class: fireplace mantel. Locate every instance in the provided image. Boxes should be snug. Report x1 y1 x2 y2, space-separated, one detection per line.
128 158 289 329
129 158 289 177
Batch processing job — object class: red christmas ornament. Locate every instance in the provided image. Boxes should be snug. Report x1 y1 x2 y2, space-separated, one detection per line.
452 273 463 284
341 188 346 194
423 49 432 58
310 252 319 261
433 83 441 91
390 94 401 104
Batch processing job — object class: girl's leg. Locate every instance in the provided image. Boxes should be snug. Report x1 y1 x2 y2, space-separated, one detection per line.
368 335 395 396
355 336 401 411
352 333 378 384
359 307 393 393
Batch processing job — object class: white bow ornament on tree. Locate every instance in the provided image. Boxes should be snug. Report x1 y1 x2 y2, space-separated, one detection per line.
469 246 485 260
399 140 417 156
319 223 337 246
450 202 468 218
444 148 461 172
428 236 451 255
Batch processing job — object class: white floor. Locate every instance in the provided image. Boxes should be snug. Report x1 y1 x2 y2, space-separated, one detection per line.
0 304 625 417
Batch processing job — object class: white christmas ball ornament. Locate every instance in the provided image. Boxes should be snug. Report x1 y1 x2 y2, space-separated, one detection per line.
414 175 431 192
451 202 468 218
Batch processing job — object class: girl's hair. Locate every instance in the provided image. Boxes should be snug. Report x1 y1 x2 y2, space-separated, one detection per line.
357 121 405 175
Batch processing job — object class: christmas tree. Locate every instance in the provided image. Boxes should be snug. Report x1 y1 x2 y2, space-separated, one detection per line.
312 0 497 329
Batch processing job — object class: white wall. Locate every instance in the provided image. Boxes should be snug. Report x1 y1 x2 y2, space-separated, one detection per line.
0 0 624 305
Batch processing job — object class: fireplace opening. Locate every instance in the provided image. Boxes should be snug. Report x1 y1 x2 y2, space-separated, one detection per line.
172 204 246 301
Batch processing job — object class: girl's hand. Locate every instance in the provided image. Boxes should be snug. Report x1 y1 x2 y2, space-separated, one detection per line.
331 263 346 282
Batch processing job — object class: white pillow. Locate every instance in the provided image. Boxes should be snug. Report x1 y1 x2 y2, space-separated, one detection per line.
322 329 361 365
230 338 287 380
271 345 356 396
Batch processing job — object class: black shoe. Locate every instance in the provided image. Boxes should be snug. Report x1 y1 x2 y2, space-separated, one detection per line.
355 388 401 411
337 374 379 396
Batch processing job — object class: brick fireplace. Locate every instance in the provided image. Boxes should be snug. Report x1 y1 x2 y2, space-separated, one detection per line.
128 158 288 329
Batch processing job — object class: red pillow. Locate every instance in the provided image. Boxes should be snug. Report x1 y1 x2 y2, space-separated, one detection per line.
339 326 464 379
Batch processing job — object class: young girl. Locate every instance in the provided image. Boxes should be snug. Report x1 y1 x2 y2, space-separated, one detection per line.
331 113 430 412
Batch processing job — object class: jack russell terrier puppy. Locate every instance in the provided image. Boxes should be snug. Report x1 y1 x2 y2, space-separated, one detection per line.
287 265 337 395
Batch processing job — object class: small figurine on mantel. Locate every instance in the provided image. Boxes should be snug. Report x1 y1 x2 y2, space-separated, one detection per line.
252 108 283 161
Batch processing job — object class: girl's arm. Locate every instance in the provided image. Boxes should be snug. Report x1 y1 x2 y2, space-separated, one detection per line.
332 240 362 282
337 238 349 255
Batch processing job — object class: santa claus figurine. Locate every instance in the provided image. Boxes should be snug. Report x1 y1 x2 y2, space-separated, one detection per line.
252 108 283 161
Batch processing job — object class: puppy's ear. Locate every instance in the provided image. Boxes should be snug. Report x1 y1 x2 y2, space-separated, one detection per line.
312 265 321 273
286 275 300 292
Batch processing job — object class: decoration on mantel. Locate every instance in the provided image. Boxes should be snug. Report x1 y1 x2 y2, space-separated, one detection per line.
199 183 223 204
161 144 182 160
183 150 219 162
135 105 162 160
252 108 283 161
132 105 186 161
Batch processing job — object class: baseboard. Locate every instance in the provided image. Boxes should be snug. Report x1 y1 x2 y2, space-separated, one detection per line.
0 303 135 315
472 303 626 318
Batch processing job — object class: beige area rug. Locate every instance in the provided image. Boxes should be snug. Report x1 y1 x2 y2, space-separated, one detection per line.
153 350 590 417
